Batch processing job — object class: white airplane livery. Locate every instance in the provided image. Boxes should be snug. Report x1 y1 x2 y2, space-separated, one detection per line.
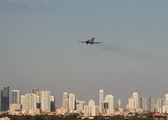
79 37 103 45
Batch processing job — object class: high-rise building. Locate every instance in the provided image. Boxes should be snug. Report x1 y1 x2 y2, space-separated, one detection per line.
69 93 75 112
163 94 168 113
156 98 164 113
157 98 164 108
40 90 51 113
118 99 122 109
76 99 85 113
11 90 20 104
88 99 96 116
84 99 99 116
50 96 55 112
20 95 25 108
32 89 40 96
62 92 69 113
32 89 40 109
139 96 147 111
22 93 38 114
165 94 168 105
102 101 108 114
148 97 155 112
0 86 9 111
105 94 114 114
103 101 108 109
128 97 133 109
99 89 104 113
132 92 138 109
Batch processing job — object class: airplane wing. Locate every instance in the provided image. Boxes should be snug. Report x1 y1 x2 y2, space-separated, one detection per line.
78 41 85 43
94 42 103 44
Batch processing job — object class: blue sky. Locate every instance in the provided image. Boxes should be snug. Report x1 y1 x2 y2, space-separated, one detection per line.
1 0 168 107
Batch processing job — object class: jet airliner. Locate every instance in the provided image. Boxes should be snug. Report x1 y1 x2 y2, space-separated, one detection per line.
79 38 103 45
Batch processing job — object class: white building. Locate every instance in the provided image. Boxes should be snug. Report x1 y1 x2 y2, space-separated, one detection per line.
148 97 155 112
162 94 168 113
128 97 133 109
11 90 20 104
99 89 104 113
62 92 69 113
76 99 85 113
84 99 99 116
118 99 122 109
20 95 25 111
132 92 138 109
165 94 168 105
69 93 75 112
105 95 114 114
9 103 21 110
40 90 51 113
139 96 147 111
156 98 164 113
9 103 22 115
88 99 96 116
32 89 40 96
50 96 55 112
22 93 38 114
162 105 168 113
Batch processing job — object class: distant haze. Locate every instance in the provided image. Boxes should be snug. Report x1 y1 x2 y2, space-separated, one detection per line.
1 0 168 107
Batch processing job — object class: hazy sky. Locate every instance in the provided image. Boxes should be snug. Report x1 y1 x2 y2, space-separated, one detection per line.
1 0 168 107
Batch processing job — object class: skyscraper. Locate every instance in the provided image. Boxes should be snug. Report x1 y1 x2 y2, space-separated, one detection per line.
32 89 39 96
165 94 168 105
118 99 122 109
156 98 164 113
148 97 155 112
163 94 168 113
11 90 20 104
128 97 133 109
40 90 51 113
157 98 164 108
22 93 38 114
105 94 114 114
76 99 85 113
50 96 55 112
0 86 9 111
32 89 40 109
139 96 147 111
84 99 99 116
132 92 138 109
62 92 69 113
69 93 75 112
99 89 104 113
20 95 25 111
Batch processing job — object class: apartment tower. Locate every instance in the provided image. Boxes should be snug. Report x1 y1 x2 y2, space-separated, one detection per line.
11 90 20 104
99 89 104 113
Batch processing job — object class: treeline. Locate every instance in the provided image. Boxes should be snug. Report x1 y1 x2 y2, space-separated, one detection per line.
0 113 165 120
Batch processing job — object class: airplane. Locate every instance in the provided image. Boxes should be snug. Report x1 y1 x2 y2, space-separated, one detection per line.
79 37 103 45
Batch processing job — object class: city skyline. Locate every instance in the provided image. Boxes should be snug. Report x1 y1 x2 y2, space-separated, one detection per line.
5 87 168 108
3 86 168 115
1 0 168 108
5 87 168 109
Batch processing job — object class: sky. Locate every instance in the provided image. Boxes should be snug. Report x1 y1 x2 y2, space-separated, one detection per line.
1 0 168 107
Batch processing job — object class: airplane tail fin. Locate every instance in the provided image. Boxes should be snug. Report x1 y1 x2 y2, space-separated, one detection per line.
91 37 95 41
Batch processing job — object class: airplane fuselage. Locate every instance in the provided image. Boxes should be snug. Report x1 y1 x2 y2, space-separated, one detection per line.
79 37 102 45
84 39 94 44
